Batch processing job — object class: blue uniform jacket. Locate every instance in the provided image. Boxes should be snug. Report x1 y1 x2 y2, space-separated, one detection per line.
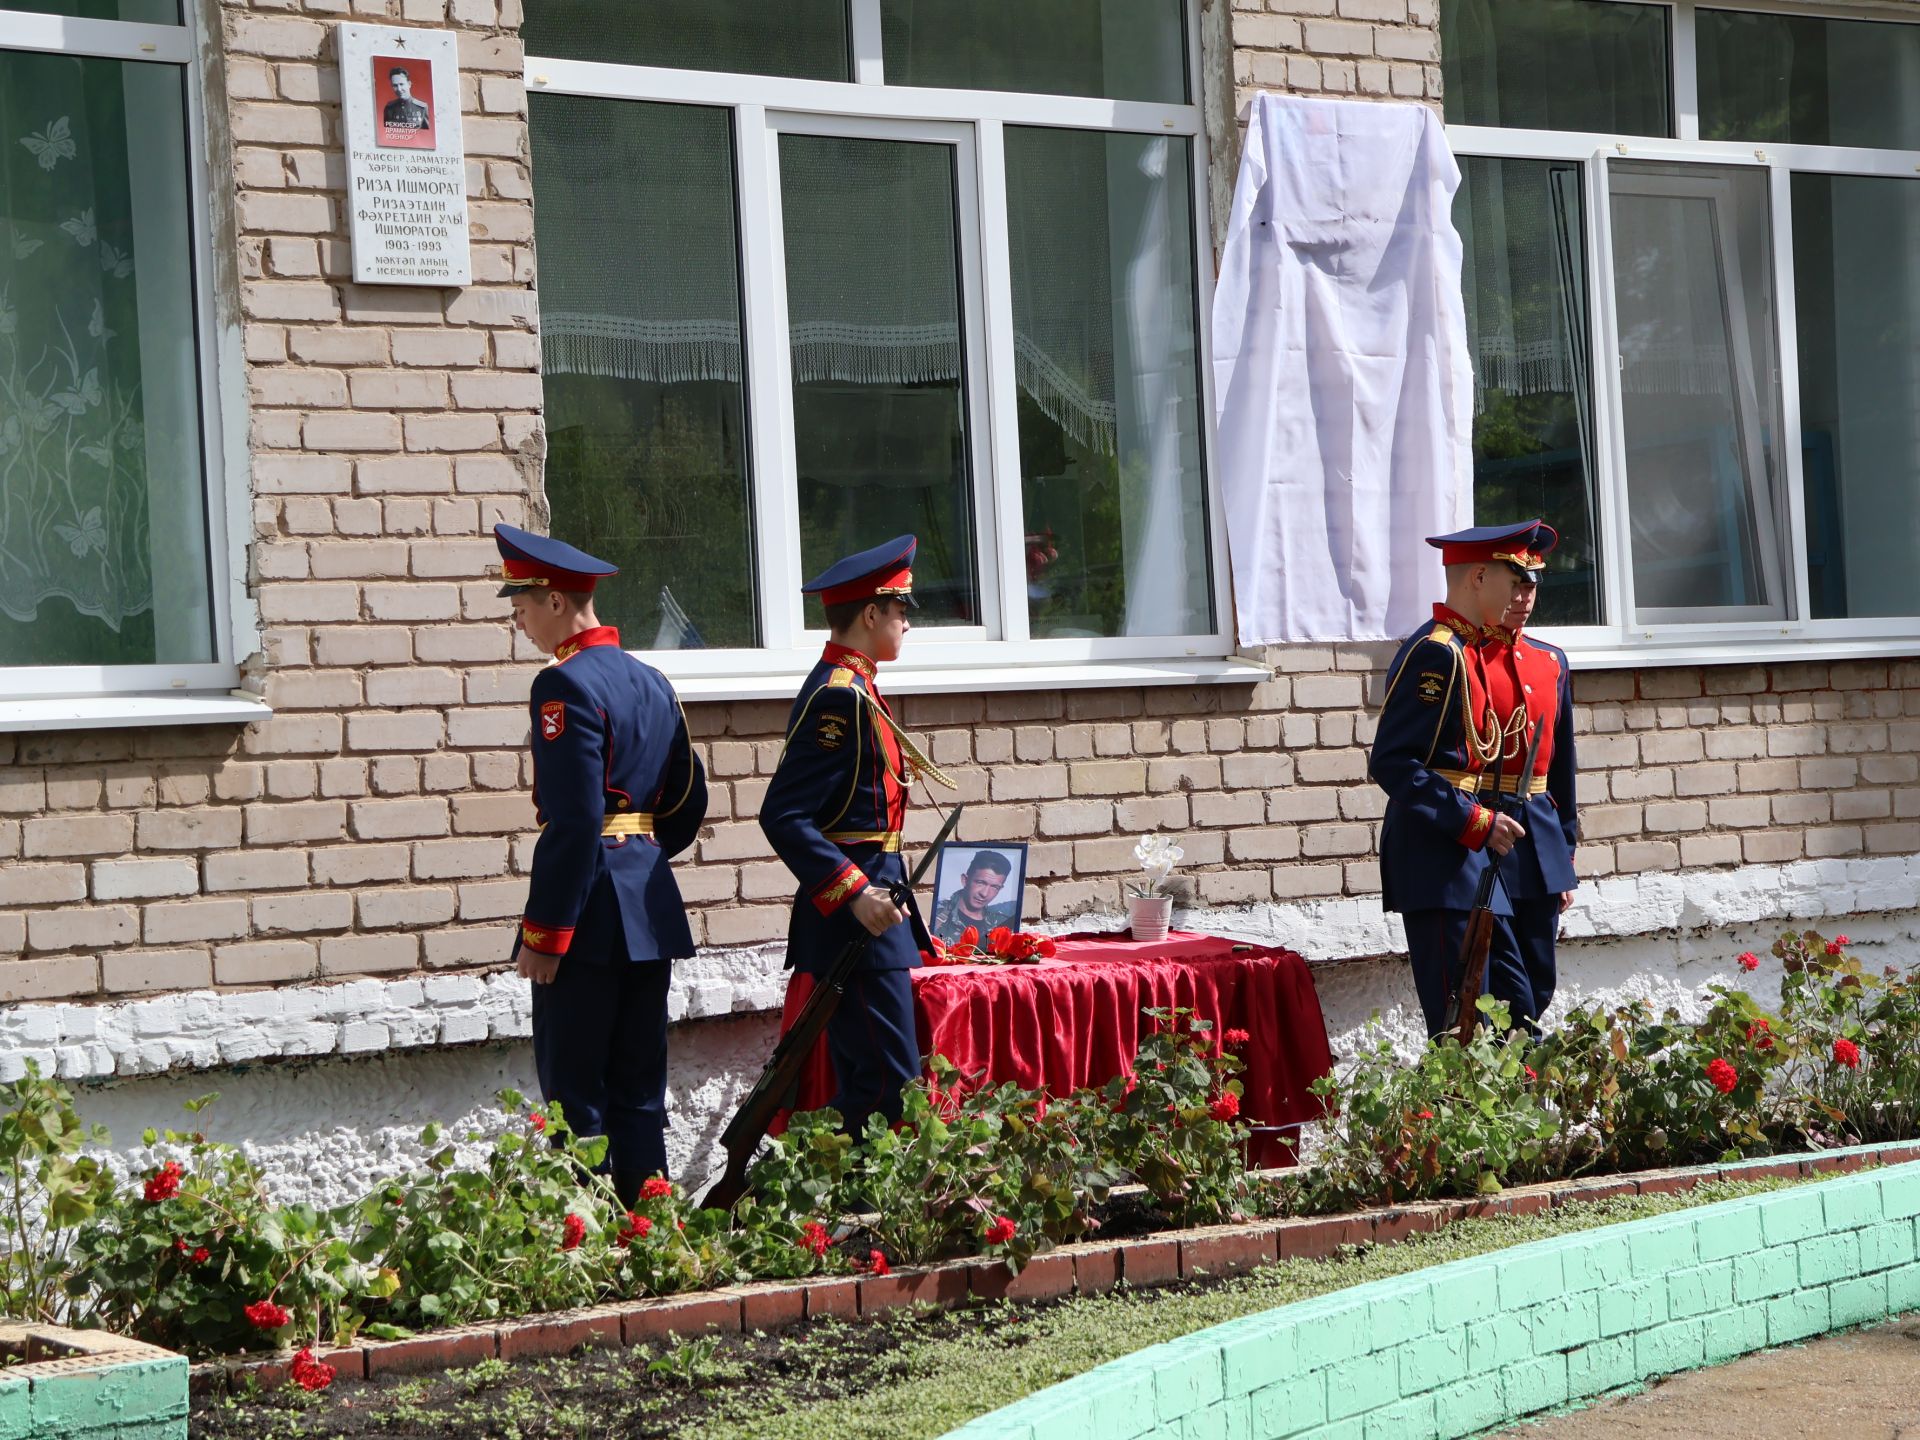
517 627 707 963
760 645 930 976
1370 608 1578 915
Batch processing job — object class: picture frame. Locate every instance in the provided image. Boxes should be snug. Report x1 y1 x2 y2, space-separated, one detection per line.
927 843 1029 946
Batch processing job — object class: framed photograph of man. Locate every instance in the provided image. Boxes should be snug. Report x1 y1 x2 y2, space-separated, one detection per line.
373 55 435 149
928 844 1028 945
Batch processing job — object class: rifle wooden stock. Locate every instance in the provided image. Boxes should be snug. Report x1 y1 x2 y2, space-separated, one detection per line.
697 908 886 1214
1449 904 1496 1045
697 803 965 1214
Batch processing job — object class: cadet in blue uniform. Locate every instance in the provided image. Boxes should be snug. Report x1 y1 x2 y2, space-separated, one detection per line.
1369 520 1578 1038
759 536 953 1134
497 524 708 1206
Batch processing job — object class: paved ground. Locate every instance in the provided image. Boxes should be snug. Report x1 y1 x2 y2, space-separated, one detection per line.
1487 1315 1920 1438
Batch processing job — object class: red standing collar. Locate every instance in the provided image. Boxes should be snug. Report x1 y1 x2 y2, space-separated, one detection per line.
553 626 621 663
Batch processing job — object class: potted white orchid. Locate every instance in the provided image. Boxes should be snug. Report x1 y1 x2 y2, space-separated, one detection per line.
1126 834 1184 942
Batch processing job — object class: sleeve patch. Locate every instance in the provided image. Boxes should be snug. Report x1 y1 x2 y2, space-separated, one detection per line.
539 700 566 741
1416 671 1446 704
815 712 848 751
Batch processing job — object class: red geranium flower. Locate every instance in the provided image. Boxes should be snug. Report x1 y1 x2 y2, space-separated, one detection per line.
528 1112 547 1133
867 1249 891 1277
1224 1028 1252 1049
640 1177 673 1201
289 1348 336 1392
1737 952 1760 972
1747 1019 1775 1052
144 1161 183 1204
1415 1110 1434 1120
616 1211 651 1247
984 1216 1017 1246
192 1247 210 1265
1705 1058 1738 1094
1826 940 1845 956
172 1237 187 1254
244 1300 291 1331
1208 1092 1240 1123
1833 1038 1861 1069
560 1213 586 1251
799 1221 831 1257
1524 1065 1537 1081
1834 933 1851 947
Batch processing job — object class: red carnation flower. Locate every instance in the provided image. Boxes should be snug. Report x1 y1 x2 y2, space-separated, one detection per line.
984 1216 1017 1246
1208 1092 1241 1123
1833 1038 1861 1069
560 1213 586 1251
144 1161 183 1204
1705 1058 1738 1094
244 1299 291 1331
1224 1028 1252 1049
1747 1019 1775 1052
1737 952 1760 972
640 1177 673 1201
289 1347 336 1392
528 1112 547 1133
616 1211 651 1247
799 1221 830 1257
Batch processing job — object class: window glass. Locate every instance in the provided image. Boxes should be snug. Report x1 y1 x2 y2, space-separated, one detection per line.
1698 10 1920 151
1609 162 1786 622
0 51 212 666
530 96 757 648
1441 0 1671 135
880 0 1187 103
1005 128 1212 638
4 0 178 21
1456 157 1600 627
522 0 850 82
1793 174 1920 621
779 133 979 629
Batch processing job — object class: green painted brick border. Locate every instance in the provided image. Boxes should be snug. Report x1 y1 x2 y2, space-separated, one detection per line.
941 1150 1920 1440
0 1327 186 1440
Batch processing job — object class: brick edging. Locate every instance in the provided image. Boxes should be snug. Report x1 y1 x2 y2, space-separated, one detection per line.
190 1140 1920 1393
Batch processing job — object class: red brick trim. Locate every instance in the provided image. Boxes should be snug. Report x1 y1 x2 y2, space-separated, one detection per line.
191 1141 1919 1395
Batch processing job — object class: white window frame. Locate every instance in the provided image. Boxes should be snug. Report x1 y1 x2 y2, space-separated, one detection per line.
525 2 1252 699
1449 0 1920 669
0 4 251 724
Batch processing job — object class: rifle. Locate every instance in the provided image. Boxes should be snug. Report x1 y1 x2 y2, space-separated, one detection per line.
1440 710 1545 1043
698 802 965 1213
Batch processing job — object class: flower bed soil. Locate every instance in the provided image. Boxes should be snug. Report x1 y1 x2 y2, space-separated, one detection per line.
187 1140 1920 1402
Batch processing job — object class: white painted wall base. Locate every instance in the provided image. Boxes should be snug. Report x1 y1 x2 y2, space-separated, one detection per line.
31 853 1920 1208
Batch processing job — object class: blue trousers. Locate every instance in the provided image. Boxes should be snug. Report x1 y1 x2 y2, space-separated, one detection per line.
825 968 919 1136
530 879 672 1181
1403 901 1560 1039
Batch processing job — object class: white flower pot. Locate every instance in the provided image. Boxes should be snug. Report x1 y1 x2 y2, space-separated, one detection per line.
1128 893 1173 943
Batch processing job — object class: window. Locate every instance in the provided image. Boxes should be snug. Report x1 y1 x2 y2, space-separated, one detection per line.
1446 0 1920 660
524 0 1229 688
0 0 234 702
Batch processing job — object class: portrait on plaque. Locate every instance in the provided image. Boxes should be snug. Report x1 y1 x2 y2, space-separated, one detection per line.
374 56 435 149
929 844 1028 945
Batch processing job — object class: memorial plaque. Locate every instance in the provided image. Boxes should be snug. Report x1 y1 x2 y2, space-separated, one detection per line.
338 23 471 287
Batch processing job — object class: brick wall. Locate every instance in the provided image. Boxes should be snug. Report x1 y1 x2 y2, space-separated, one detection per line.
1228 0 1442 116
0 0 1914 1012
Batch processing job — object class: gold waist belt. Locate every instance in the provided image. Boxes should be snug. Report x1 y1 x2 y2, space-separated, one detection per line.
1437 770 1549 798
602 813 655 836
823 830 903 851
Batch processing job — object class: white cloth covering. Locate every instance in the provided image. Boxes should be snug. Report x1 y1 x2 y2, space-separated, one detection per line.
1211 94 1474 644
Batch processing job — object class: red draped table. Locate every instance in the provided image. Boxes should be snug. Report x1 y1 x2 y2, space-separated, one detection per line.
776 931 1334 1166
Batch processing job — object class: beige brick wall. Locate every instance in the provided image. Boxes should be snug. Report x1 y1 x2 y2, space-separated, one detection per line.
1228 0 1442 115
0 0 1912 1009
